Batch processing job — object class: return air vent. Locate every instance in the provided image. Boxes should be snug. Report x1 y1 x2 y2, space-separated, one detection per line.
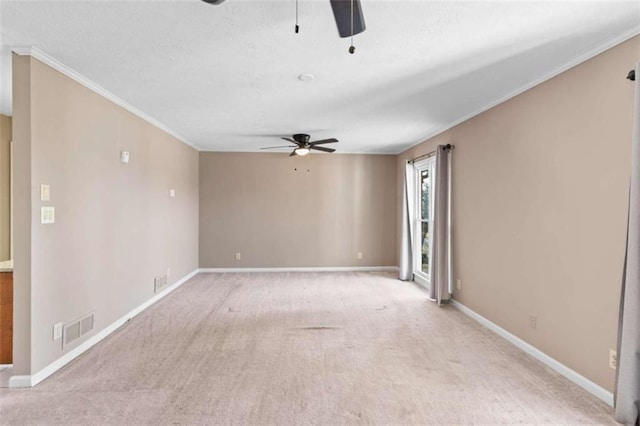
154 275 168 293
80 314 94 335
63 313 94 348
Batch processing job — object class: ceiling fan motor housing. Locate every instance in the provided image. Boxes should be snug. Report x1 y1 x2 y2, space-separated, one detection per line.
293 134 311 144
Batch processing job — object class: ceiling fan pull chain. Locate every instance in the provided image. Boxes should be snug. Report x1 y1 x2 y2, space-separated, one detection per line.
349 0 355 54
295 0 299 33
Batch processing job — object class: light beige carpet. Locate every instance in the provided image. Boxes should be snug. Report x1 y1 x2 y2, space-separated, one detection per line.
0 272 617 425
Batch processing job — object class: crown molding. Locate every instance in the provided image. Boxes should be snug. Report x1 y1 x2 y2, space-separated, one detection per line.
397 26 640 155
10 46 200 151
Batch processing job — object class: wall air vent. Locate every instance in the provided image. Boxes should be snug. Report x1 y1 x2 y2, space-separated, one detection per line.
63 322 80 347
63 313 95 348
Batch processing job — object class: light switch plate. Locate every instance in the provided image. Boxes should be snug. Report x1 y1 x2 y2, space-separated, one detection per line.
40 184 50 201
169 189 175 198
41 207 55 224
120 151 130 163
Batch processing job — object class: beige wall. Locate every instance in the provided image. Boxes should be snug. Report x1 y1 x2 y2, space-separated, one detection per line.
9 55 199 376
0 114 11 261
398 36 640 392
200 152 397 268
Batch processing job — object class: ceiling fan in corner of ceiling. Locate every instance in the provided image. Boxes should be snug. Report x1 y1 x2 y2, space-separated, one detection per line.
260 134 338 157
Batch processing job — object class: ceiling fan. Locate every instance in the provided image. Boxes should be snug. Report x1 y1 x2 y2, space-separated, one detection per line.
201 0 366 43
261 134 338 157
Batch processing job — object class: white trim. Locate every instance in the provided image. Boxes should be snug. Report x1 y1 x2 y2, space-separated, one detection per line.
198 266 398 273
8 376 31 388
398 26 640 154
412 274 430 292
450 299 614 407
10 46 199 151
14 269 199 388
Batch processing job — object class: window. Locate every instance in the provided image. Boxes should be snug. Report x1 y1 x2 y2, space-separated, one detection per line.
414 157 435 284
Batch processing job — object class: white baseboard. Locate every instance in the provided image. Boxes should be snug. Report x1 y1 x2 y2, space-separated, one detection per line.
8 375 31 388
198 266 398 273
450 299 614 407
13 269 199 388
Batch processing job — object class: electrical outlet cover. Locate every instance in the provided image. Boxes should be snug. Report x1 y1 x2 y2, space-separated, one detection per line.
609 349 617 369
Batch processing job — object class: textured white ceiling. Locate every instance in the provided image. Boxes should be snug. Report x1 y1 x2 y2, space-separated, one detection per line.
1 1 639 153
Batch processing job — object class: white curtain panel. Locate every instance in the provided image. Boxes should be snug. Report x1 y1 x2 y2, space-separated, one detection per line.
615 63 640 425
429 145 453 304
399 161 415 281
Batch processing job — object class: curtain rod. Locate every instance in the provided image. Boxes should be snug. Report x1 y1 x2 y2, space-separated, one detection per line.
408 151 435 164
408 144 454 164
628 70 635 81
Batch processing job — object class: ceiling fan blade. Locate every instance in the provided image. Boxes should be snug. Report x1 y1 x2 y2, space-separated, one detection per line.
309 138 338 145
261 145 296 150
281 137 299 144
289 150 298 157
310 146 336 153
330 0 366 38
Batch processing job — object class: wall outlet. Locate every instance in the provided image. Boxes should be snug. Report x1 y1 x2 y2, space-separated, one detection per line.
357 252 363 260
528 315 537 330
53 322 63 341
455 279 462 290
154 275 168 293
609 349 617 370
235 252 241 261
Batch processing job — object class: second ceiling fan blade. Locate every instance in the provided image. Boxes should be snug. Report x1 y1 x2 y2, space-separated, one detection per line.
310 146 336 153
309 138 338 145
281 137 298 144
289 150 299 157
261 145 296 149
330 0 366 38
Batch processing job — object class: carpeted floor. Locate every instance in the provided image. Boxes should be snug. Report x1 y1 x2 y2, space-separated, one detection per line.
0 272 617 425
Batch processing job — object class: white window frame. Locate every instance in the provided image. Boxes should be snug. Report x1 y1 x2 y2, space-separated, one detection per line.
413 156 435 287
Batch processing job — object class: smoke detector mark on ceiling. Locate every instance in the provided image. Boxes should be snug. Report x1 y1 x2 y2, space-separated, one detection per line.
298 73 315 82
